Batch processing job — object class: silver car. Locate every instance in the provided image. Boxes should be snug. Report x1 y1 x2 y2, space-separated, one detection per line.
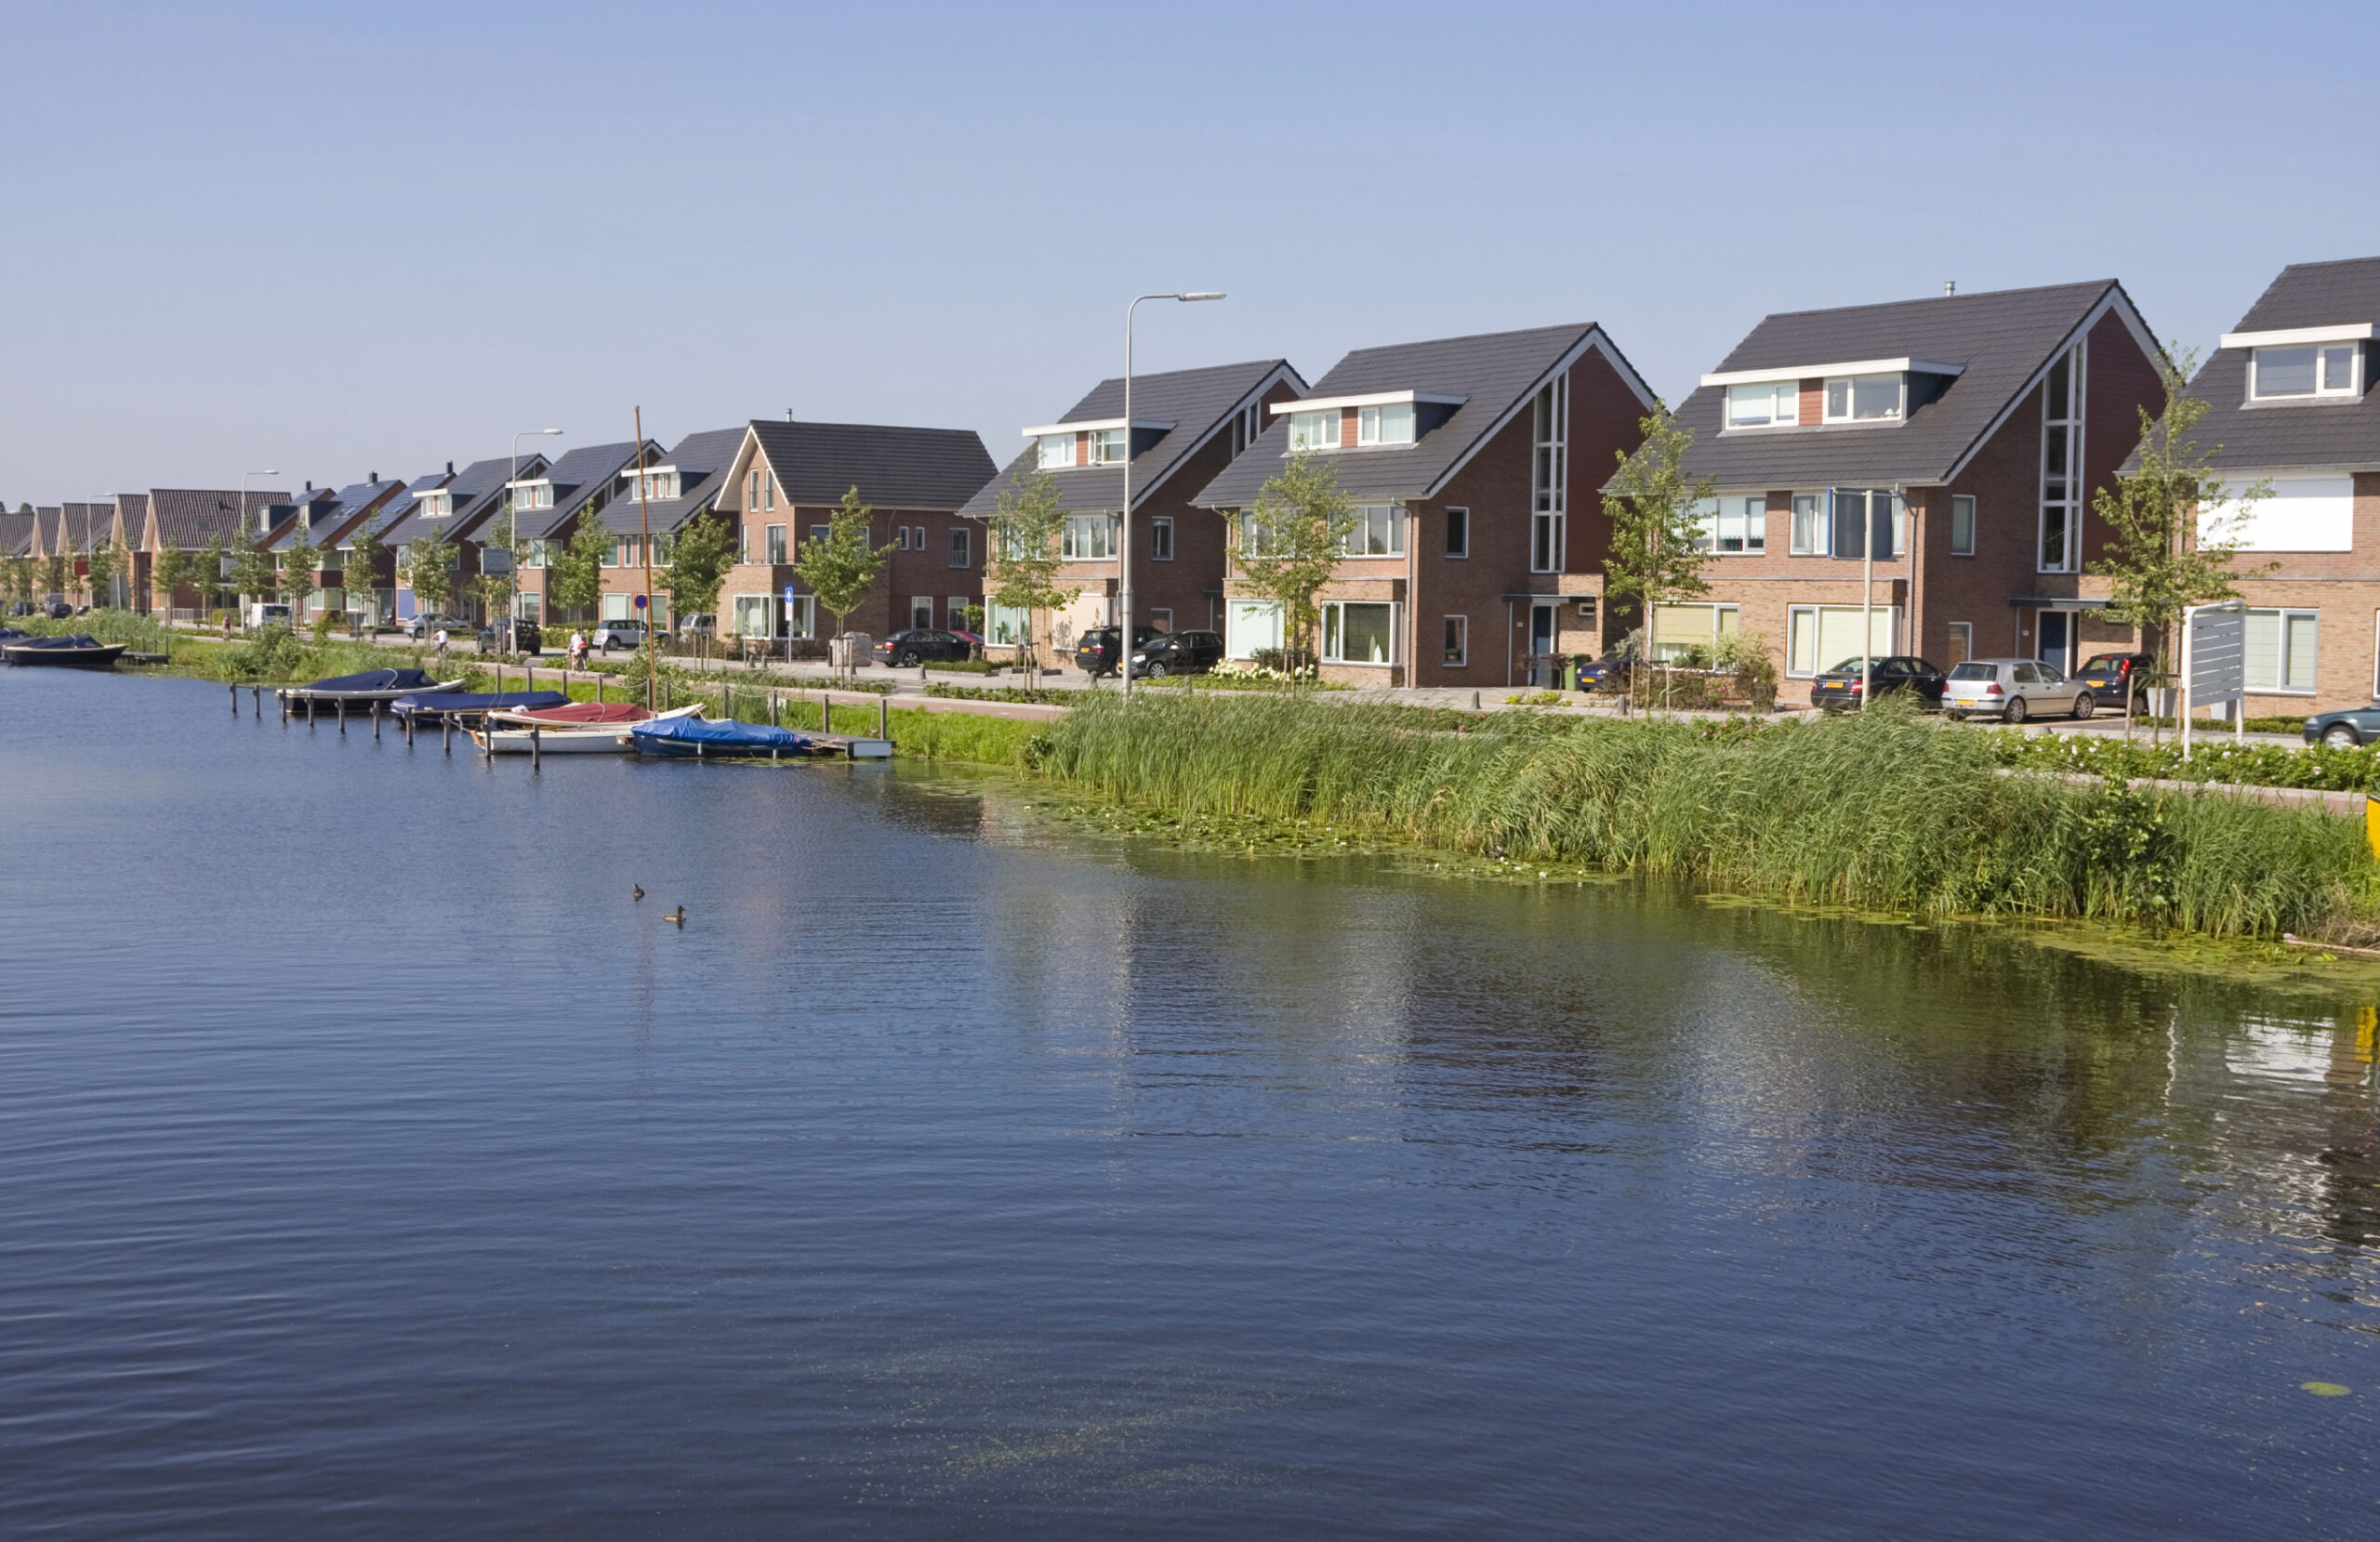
1942 658 2096 723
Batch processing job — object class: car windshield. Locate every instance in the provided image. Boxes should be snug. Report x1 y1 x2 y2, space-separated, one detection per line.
1824 657 1881 676
2077 654 2128 675
1948 662 1999 680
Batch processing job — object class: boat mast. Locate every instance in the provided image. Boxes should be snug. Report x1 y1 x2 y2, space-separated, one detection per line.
634 406 654 714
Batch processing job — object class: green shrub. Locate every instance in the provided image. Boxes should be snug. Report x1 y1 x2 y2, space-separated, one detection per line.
1990 729 2376 792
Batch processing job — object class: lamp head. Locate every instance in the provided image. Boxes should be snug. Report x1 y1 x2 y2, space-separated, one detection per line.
1178 292 1224 302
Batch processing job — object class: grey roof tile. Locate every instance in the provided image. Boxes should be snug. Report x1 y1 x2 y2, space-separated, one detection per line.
747 419 996 513
2153 256 2380 473
145 488 289 549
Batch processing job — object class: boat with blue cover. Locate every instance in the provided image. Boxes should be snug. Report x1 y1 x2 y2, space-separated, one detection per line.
628 717 814 759
2 635 127 669
278 668 461 705
390 690 569 724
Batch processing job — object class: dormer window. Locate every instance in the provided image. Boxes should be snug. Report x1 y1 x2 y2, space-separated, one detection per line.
417 490 453 520
1726 382 1798 428
1288 410 1341 451
1037 433 1076 469
1087 428 1128 465
510 480 553 511
627 468 680 501
2252 344 2359 400
1824 374 1903 422
1355 402 1414 445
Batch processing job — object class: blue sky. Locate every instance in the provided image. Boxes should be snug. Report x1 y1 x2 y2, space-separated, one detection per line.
5 0 2378 503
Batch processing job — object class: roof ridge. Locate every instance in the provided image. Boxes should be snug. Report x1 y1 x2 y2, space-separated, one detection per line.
1332 323 1592 360
1752 278 2114 325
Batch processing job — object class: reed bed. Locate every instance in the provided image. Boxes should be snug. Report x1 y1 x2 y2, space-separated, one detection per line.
1036 693 2374 939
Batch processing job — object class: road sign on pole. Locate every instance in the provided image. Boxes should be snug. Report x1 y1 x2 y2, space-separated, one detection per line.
634 594 648 610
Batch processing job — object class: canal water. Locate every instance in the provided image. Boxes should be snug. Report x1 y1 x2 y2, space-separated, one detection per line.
2 669 2375 1538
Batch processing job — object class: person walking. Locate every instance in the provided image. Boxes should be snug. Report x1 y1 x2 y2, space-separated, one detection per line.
569 628 588 672
432 626 449 661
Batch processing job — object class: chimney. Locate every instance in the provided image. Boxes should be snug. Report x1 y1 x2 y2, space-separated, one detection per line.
787 408 794 422
306 481 313 493
1944 281 1956 297
368 470 377 482
446 460 455 475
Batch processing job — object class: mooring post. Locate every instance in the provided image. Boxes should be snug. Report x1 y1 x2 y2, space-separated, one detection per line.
253 686 261 718
307 697 316 729
405 712 415 747
337 700 347 735
821 691 831 734
230 682 237 713
879 694 888 739
372 703 381 741
531 725 540 772
443 718 453 756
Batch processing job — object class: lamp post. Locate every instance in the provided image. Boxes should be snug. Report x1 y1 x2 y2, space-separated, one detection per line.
239 469 279 624
1119 291 1224 700
509 429 564 653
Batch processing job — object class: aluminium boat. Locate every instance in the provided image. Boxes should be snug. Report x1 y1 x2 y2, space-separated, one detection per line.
1 635 127 669
628 717 814 759
279 668 462 705
469 704 703 756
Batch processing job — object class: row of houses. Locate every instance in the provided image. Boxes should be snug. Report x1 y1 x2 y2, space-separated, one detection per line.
9 256 2379 716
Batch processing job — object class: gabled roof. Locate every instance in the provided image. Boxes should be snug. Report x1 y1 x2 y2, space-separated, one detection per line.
732 419 996 514
145 489 289 549
31 507 63 558
2153 256 2380 473
1659 280 2149 490
367 469 456 546
590 427 746 535
528 441 657 539
0 511 33 558
60 502 113 553
1195 326 1648 507
380 456 535 547
265 478 404 551
961 359 1302 519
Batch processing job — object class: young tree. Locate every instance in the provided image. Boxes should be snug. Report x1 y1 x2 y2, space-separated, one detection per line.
548 508 607 626
84 536 124 609
1600 407 1716 712
794 486 892 678
343 514 388 626
195 531 229 618
229 520 276 620
982 468 1078 686
42 547 71 604
659 507 734 660
281 527 323 626
400 521 456 620
2091 346 2275 743
1233 454 1359 680
151 543 191 616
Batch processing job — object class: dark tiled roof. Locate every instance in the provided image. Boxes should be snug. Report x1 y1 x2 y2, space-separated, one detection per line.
527 442 655 540
747 419 995 511
146 489 289 549
269 479 403 552
1194 326 1622 507
381 456 531 546
590 427 747 535
0 511 33 558
60 502 112 553
1657 280 2131 489
368 470 456 547
2151 257 2380 472
961 360 1302 518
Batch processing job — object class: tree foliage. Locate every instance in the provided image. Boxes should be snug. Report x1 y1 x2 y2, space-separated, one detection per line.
548 508 607 623
344 515 388 622
982 468 1078 679
1600 407 1715 709
281 526 323 620
794 485 891 639
151 543 190 612
660 507 734 653
228 520 275 611
84 534 126 608
1233 454 1359 676
400 521 456 617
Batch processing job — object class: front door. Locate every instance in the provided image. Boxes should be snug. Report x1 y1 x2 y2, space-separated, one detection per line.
2036 611 2070 673
1530 603 1557 685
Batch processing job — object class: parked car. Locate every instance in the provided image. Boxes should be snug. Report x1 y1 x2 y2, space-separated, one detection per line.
1072 625 1161 678
2072 652 2155 710
591 619 649 652
872 627 972 666
477 617 543 654
1942 658 2096 722
46 600 73 620
1809 655 1945 712
7 601 31 616
1129 630 1225 678
399 611 465 640
2303 704 2380 748
677 613 716 639
1577 643 1639 692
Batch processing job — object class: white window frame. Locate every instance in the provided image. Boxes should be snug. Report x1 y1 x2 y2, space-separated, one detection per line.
1726 381 1798 428
1342 503 1405 559
1822 373 1905 423
418 490 454 519
1320 600 1400 666
1148 515 1173 560
510 480 554 511
1037 433 1077 469
1061 512 1118 561
1945 621 1973 664
1288 410 1341 452
1785 603 1901 678
909 595 934 630
764 524 787 564
1443 614 1468 667
949 526 971 568
1230 401 1265 456
1950 494 1976 557
1789 493 1826 556
1529 377 1567 573
2245 606 2319 694
2251 344 2360 402
1147 607 1173 634
948 594 972 629
1694 495 1767 555
1355 402 1415 445
1647 602 1739 664
2039 341 2086 574
1087 428 1129 465
1445 506 1469 559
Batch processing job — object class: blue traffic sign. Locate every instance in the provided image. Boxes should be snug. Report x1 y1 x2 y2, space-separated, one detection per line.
633 594 648 610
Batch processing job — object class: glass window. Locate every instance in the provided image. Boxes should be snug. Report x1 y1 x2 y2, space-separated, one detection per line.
987 602 1028 647
1945 621 1972 664
1649 603 1739 663
1446 507 1468 558
1088 428 1128 465
1950 495 1976 556
764 524 786 564
2323 345 2358 393
1037 433 1076 469
1148 516 1172 561
1726 381 1797 427
2253 344 2359 400
2245 608 2319 692
1356 402 1415 444
1239 511 1270 557
1786 605 1897 676
1343 504 1404 557
1061 513 1117 560
1322 601 1396 664
1790 494 1825 555
948 595 972 629
950 527 971 568
1443 615 1467 666
1697 496 1767 554
1824 373 1903 422
2040 342 2084 573
1288 410 1341 451
733 594 774 638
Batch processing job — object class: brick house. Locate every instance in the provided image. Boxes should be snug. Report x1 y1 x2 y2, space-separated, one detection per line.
381 455 556 626
262 475 406 623
2152 257 2380 716
711 419 997 645
502 442 657 624
1194 324 1654 688
567 426 743 632
959 360 1305 656
136 488 288 614
1655 281 2163 687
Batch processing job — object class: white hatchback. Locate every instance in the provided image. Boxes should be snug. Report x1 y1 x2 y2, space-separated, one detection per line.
1942 658 2096 723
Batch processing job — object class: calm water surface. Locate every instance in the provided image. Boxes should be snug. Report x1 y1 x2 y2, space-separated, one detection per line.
2 670 2377 1538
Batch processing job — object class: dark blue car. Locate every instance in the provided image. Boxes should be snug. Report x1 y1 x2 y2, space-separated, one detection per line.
2303 704 2380 748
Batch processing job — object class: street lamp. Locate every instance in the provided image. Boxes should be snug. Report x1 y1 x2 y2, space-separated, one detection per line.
239 469 279 626
1119 291 1224 699
509 429 564 653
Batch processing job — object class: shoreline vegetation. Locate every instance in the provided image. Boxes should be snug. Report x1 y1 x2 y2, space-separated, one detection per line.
26 612 2380 947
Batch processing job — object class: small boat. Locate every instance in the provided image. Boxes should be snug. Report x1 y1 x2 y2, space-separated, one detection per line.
2 635 127 669
629 717 814 759
469 705 703 756
279 668 461 705
488 700 660 728
390 690 569 724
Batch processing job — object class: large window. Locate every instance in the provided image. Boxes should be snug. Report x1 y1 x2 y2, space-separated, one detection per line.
1238 511 1272 558
947 594 972 629
987 601 1028 647
1037 433 1076 469
511 481 554 511
1790 493 1825 555
1530 377 1567 573
1343 504 1404 557
2252 345 2359 401
1695 495 1766 554
1226 600 1282 659
1446 507 1469 559
1649 602 1738 663
1061 513 1117 560
1726 381 1798 428
1322 601 1397 665
1443 615 1468 666
521 540 549 568
1950 495 1976 557
764 524 787 564
949 526 971 567
1823 374 1904 422
1829 488 1903 559
1148 516 1171 561
1786 605 1898 677
1087 428 1129 465
1230 401 1264 456
2245 608 2318 692
1356 402 1415 445
1288 410 1341 451
732 594 775 638
2040 342 2085 573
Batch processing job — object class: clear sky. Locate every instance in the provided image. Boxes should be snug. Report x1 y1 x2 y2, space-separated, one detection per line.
5 0 2377 505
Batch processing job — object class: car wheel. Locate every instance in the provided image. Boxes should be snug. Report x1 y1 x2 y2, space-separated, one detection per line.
1147 662 1168 678
896 652 919 667
2072 693 2094 720
2004 696 2029 724
2324 724 2360 749
1947 710 1967 723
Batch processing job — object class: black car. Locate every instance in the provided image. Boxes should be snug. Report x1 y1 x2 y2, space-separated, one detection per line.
7 601 31 617
2073 652 2155 709
1129 630 1224 678
1072 625 1161 678
478 617 543 654
1809 655 1946 711
2304 704 2380 748
1576 644 1639 692
46 600 73 620
872 627 972 667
